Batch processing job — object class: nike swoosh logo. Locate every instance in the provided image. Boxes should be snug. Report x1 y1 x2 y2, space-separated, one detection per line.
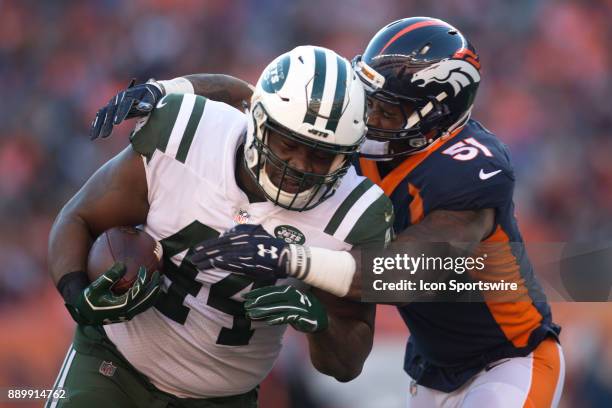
157 99 168 109
479 169 502 180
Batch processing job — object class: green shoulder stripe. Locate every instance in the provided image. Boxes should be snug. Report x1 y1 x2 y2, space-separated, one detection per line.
324 178 374 236
176 96 206 163
130 94 184 160
345 193 394 249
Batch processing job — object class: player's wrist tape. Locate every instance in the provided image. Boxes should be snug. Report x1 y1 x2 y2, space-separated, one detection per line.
56 271 89 305
155 77 195 95
286 245 355 297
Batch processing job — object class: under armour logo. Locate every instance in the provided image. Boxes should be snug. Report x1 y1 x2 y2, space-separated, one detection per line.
257 244 278 259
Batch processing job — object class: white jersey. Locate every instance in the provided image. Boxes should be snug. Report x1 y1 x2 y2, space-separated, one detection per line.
104 94 392 398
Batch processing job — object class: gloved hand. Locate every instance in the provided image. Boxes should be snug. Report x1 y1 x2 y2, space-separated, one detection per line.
90 79 163 140
244 285 328 333
188 223 357 298
65 262 161 325
188 224 291 279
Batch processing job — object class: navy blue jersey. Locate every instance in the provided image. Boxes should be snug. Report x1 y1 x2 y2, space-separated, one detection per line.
355 120 560 392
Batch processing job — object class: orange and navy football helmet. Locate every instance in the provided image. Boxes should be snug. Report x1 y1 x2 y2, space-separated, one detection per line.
353 17 481 159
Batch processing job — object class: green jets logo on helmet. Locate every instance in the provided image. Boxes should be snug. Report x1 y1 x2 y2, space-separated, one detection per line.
274 225 306 244
261 54 291 93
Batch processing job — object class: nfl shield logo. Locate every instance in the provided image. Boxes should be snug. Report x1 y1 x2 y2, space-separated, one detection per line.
99 361 117 377
233 209 250 225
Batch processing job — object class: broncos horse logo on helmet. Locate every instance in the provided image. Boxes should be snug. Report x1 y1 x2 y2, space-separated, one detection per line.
411 58 480 97
353 17 481 159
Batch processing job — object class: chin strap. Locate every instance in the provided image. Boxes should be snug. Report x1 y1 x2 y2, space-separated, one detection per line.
360 139 393 160
258 167 316 209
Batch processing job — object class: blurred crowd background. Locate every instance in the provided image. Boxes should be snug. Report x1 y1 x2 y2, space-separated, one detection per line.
1 0 611 407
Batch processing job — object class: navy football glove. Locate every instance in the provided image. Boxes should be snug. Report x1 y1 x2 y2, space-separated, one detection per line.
188 224 291 280
90 79 163 140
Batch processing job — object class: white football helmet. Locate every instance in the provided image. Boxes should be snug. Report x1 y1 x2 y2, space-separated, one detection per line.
245 45 367 211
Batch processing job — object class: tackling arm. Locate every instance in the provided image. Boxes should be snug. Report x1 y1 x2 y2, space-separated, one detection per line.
344 208 495 301
182 74 254 111
188 209 495 304
90 74 254 140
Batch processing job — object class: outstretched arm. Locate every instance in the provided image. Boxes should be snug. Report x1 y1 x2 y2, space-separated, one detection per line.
344 208 495 301
189 209 495 304
182 74 253 111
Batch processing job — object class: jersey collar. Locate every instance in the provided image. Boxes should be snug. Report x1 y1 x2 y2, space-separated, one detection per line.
359 126 464 196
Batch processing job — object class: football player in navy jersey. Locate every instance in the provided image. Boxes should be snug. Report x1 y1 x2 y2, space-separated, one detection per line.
92 17 564 407
344 18 564 407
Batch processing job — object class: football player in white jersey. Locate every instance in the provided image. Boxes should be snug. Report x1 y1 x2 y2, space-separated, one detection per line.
47 45 393 408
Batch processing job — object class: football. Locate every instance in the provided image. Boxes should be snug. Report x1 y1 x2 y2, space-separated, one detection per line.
87 226 163 294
